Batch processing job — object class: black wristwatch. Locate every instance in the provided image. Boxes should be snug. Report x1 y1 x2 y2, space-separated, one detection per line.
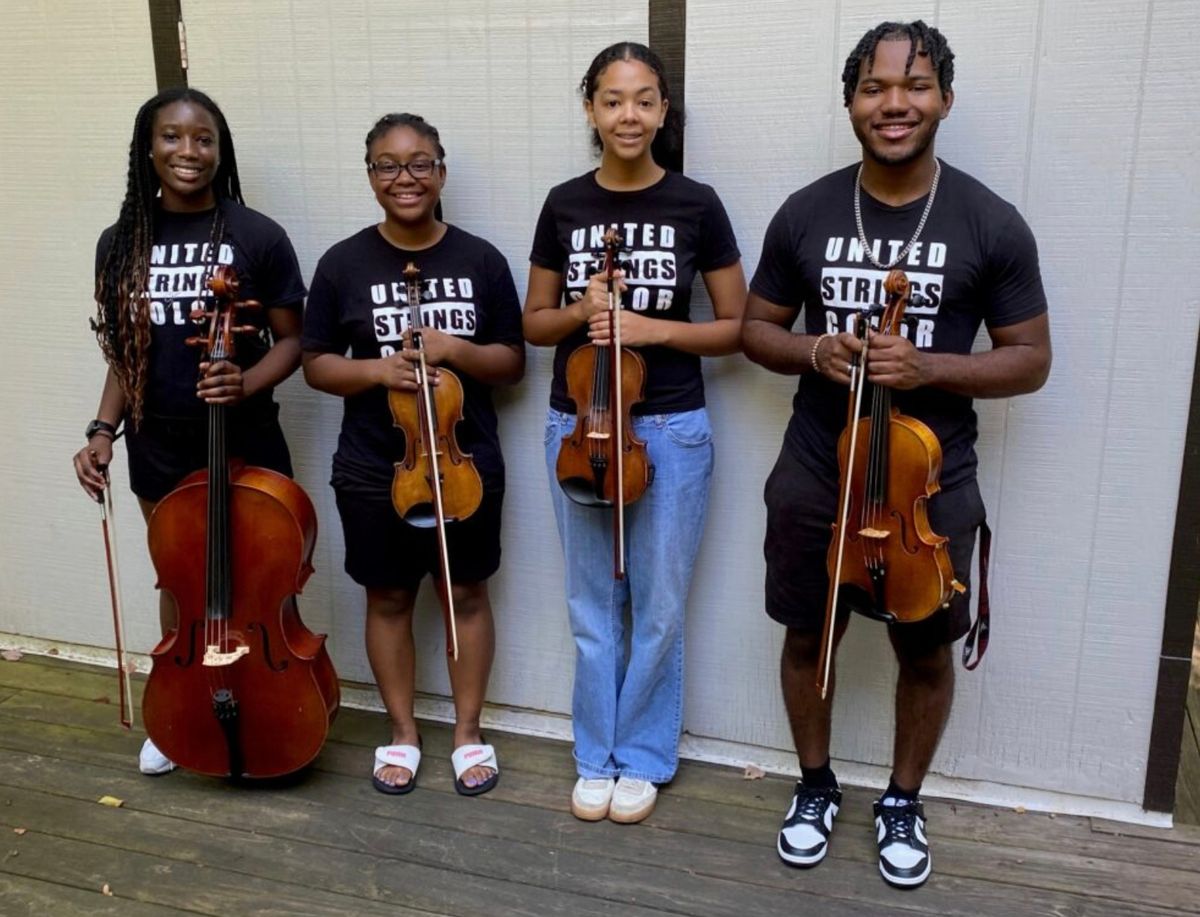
85 419 119 441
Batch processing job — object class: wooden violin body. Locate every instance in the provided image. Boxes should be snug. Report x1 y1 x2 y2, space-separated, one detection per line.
389 371 483 527
817 269 963 694
140 265 338 777
143 465 339 777
829 406 957 623
556 342 651 507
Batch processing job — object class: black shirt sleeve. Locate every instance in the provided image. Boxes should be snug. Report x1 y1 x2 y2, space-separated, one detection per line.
698 186 741 272
529 194 565 272
481 244 524 345
254 228 307 311
983 209 1048 328
301 260 346 354
749 198 803 307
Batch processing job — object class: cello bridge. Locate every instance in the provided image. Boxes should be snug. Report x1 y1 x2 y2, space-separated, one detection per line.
857 527 891 541
203 645 250 667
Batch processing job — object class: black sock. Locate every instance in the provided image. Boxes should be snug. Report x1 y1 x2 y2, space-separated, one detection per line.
881 776 920 804
801 759 837 789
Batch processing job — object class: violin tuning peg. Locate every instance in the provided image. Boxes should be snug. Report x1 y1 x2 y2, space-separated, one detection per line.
184 335 206 347
233 325 258 335
236 298 263 312
190 309 209 323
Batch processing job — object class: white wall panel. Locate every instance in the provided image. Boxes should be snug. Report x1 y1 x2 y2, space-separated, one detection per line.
0 2 159 648
3 0 1196 808
181 0 646 711
687 0 1199 805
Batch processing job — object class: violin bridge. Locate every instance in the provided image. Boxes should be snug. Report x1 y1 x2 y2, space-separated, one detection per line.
586 432 611 441
203 645 250 667
858 527 891 541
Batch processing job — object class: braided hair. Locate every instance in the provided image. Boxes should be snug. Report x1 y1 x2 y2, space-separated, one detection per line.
93 88 242 426
580 42 685 172
841 21 955 108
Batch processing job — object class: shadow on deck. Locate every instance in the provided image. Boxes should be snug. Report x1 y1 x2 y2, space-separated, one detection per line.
0 654 1197 916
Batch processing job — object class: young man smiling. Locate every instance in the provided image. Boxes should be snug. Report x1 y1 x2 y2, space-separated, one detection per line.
742 21 1051 888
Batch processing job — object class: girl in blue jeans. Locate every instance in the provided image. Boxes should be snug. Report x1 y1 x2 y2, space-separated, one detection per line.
524 41 746 823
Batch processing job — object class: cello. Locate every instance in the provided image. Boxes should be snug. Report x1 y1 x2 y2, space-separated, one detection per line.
816 270 965 697
555 226 652 579
141 266 339 777
388 261 483 658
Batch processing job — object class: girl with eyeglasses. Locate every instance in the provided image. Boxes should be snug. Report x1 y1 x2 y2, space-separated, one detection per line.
524 42 747 823
302 113 524 797
72 88 307 777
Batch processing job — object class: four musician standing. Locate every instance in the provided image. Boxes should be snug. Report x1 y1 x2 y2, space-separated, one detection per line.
74 20 1050 889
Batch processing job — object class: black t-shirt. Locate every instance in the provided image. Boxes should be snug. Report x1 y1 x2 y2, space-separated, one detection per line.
302 224 523 494
95 200 306 422
750 161 1047 490
529 170 741 414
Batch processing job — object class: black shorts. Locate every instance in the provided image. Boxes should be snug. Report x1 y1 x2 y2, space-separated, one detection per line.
763 444 984 650
125 409 293 502
334 488 504 590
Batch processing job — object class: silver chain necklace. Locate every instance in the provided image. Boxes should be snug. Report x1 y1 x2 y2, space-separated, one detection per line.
853 158 941 270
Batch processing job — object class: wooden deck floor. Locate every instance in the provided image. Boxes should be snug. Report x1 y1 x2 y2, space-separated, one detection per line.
1174 623 1200 826
0 654 1197 917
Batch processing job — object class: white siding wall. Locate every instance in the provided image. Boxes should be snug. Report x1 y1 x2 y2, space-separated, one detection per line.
1 0 1196 808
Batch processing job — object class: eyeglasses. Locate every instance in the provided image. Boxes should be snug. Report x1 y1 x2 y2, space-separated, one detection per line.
368 158 442 181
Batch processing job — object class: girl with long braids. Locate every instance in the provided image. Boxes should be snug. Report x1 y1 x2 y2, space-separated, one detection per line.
72 88 307 775
302 113 524 797
524 42 747 823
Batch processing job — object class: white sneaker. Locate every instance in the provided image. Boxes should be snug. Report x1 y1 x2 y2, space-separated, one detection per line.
571 777 615 821
138 738 176 775
608 777 657 824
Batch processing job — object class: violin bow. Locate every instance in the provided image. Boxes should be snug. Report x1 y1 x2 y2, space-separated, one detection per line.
603 227 627 580
97 465 134 728
816 310 872 700
405 262 460 660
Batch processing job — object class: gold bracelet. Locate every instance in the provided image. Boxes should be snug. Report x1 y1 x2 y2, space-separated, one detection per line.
809 333 831 374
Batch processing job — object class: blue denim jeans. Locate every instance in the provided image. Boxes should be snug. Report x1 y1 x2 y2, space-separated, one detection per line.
544 406 714 783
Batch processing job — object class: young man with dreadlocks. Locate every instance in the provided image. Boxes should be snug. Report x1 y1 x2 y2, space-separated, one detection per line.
72 88 306 776
743 21 1051 887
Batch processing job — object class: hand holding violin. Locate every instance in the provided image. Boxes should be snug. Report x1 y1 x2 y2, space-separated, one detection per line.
865 329 930 390
587 308 662 347
197 359 247 405
813 331 861 386
573 268 626 325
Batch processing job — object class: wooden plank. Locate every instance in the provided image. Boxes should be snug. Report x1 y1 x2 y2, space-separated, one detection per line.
0 731 1191 917
4 683 1199 879
0 754 905 917
0 830 436 917
1174 680 1200 825
0 873 193 916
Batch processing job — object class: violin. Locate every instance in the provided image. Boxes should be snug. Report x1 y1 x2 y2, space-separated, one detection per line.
555 227 652 579
141 266 339 776
816 269 964 697
388 261 482 658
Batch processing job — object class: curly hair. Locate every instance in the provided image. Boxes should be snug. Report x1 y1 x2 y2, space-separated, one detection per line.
841 21 955 108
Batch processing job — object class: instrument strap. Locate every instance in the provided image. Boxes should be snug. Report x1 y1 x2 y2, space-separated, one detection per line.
961 519 992 670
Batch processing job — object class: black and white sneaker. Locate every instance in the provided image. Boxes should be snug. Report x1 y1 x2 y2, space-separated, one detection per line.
874 798 931 888
777 782 841 867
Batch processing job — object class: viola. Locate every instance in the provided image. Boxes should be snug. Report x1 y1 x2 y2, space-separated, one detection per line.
816 269 964 696
141 266 339 776
555 226 652 579
388 261 482 657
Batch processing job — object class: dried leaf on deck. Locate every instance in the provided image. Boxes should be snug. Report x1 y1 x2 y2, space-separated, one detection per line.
0 649 22 662
1014 805 1027 814
97 795 124 808
742 764 766 780
101 883 113 896
12 828 26 836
